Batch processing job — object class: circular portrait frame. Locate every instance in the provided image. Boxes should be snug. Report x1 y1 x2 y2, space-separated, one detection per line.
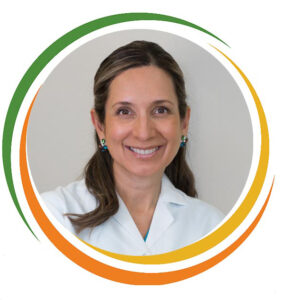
2 13 273 285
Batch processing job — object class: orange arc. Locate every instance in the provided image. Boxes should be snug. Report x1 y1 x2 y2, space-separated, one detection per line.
57 45 270 264
20 92 274 284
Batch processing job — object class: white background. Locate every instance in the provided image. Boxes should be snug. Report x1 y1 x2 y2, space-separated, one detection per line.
1 1 283 299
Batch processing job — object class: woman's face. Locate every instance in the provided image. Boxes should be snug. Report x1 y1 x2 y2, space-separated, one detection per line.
92 65 190 179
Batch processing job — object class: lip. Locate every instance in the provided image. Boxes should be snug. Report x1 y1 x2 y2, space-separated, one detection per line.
125 145 163 158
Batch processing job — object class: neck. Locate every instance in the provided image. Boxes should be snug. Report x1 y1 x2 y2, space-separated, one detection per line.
113 164 163 213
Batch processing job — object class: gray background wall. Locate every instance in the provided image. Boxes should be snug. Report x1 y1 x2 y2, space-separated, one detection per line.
27 30 253 215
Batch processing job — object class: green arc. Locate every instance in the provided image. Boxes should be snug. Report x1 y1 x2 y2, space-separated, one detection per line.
2 13 228 238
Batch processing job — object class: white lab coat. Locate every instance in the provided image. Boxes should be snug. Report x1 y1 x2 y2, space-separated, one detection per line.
41 175 224 255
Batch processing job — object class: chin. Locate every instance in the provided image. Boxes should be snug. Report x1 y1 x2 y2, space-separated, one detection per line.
128 166 165 178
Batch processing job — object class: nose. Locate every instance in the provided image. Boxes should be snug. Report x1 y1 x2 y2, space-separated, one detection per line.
132 114 155 141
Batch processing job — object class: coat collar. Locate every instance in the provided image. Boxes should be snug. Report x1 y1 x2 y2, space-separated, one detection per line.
159 175 189 206
112 175 189 249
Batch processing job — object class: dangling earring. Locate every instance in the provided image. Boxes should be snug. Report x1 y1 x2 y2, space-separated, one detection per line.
180 135 188 147
99 138 108 152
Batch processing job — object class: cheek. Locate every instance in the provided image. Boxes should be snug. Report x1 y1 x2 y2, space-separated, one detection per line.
161 119 182 138
163 122 183 152
105 121 130 143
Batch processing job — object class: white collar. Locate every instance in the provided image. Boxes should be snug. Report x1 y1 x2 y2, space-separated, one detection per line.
159 175 190 206
112 175 189 248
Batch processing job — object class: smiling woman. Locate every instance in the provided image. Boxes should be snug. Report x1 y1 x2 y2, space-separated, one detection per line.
94 65 188 179
41 40 224 255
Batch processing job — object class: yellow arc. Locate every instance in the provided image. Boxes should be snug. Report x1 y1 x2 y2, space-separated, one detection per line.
81 46 270 264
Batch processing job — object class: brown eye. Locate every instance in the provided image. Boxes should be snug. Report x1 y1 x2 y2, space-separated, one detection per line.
153 106 169 115
117 108 131 115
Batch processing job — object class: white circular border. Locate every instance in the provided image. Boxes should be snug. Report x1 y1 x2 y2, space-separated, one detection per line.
10 19 270 274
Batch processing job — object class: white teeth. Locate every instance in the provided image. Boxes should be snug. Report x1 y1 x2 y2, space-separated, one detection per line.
129 147 158 155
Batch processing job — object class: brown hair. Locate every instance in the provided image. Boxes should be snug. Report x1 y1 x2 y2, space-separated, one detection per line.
67 40 197 232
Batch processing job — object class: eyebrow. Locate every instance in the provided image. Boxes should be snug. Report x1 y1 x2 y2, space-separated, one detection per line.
112 100 174 108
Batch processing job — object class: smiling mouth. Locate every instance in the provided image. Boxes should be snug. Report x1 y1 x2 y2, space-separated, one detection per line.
126 146 160 155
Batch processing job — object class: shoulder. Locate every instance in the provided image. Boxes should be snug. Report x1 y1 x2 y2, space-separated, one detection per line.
174 190 223 225
162 176 224 229
183 196 224 225
40 180 97 227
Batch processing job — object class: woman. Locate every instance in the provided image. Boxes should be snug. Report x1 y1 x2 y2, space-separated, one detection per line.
42 40 223 255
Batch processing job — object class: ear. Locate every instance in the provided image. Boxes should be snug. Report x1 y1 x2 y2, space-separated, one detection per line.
181 106 191 135
90 109 105 139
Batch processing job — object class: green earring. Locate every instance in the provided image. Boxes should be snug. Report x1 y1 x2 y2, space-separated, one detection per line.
99 138 108 152
180 135 188 147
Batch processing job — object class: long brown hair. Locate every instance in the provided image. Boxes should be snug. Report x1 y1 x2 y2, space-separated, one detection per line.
67 40 197 232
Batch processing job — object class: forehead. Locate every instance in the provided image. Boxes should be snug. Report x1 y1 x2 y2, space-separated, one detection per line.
107 66 178 105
